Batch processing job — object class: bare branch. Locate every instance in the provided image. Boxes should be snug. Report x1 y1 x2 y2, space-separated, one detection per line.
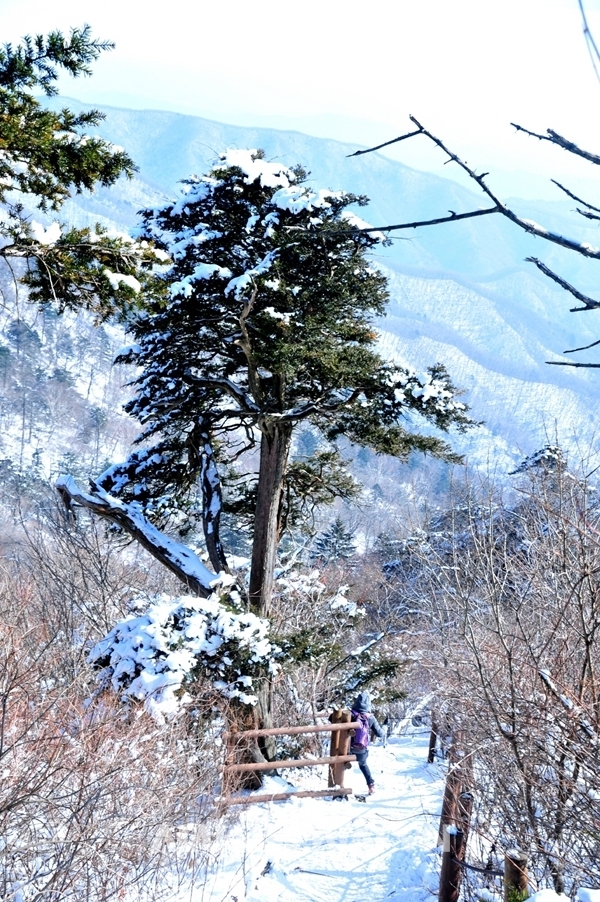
349 117 600 261
551 179 600 213
512 122 600 166
546 360 600 368
525 257 600 311
576 208 600 221
343 206 501 234
564 338 600 354
346 129 422 158
579 0 600 85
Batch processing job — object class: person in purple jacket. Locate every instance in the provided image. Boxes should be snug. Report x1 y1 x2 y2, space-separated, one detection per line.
350 690 384 794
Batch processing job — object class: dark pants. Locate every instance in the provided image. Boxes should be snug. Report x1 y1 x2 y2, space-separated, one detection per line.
351 745 373 788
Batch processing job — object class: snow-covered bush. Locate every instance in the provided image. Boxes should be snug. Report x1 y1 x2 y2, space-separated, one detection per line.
90 593 280 718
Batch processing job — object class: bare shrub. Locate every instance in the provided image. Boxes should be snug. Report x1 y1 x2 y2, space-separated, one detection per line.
393 457 600 893
0 542 222 901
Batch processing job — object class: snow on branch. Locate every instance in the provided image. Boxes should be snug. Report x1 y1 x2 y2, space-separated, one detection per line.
55 475 221 597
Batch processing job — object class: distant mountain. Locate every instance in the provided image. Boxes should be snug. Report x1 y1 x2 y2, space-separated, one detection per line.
38 99 600 471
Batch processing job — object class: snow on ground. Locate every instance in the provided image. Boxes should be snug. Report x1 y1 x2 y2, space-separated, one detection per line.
195 729 444 901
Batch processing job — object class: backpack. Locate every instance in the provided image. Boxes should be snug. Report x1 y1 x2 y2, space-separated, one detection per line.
351 711 370 749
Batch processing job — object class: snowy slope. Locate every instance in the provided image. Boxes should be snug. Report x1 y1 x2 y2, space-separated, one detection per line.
38 98 600 468
197 730 444 902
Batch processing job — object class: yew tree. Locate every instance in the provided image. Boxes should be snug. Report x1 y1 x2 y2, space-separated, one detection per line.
72 149 474 616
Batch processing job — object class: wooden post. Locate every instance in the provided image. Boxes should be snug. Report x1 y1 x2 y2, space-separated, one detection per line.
333 709 352 789
457 791 473 857
437 760 461 846
428 713 439 763
328 710 342 787
504 850 528 902
438 826 463 902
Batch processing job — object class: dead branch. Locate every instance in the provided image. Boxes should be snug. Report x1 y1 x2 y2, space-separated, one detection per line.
551 179 600 214
55 475 217 597
346 128 422 157
546 360 600 367
346 116 600 262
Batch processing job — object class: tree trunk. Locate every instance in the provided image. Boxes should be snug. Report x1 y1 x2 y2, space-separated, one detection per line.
255 681 276 761
249 421 292 616
199 430 229 574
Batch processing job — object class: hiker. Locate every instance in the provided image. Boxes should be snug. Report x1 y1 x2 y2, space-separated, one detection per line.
350 691 384 794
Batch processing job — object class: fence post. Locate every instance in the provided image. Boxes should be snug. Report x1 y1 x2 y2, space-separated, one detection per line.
333 709 352 788
438 825 464 902
504 850 528 902
457 791 473 857
428 712 439 763
328 710 342 787
437 759 461 846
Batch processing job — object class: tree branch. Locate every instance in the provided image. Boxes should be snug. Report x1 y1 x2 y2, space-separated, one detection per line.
546 360 600 368
346 129 422 157
525 257 600 311
185 372 260 413
551 179 600 213
564 338 600 354
512 123 600 167
55 475 220 597
578 0 600 85
346 116 600 261
343 206 501 234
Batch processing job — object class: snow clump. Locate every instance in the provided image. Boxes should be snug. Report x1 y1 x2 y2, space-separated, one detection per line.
90 593 280 720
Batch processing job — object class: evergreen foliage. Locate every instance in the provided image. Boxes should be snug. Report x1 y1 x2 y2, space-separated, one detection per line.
96 149 475 610
0 25 164 319
311 515 357 563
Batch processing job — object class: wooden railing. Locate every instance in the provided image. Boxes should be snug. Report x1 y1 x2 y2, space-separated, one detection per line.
221 710 358 805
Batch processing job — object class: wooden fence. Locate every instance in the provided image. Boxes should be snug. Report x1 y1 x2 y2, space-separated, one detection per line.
221 710 359 805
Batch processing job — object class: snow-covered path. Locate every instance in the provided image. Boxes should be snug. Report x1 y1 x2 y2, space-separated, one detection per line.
199 730 444 901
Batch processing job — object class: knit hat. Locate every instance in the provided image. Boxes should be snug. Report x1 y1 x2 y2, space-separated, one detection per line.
352 691 371 713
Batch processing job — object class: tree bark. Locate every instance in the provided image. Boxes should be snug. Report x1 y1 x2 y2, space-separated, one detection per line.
248 421 292 616
185 419 229 575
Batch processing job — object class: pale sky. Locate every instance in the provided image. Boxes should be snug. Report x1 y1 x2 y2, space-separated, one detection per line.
3 0 600 197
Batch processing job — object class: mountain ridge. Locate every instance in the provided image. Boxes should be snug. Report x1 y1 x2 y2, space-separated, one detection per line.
31 98 600 471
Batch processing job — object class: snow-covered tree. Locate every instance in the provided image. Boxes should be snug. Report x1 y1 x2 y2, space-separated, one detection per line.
0 26 163 319
59 149 475 616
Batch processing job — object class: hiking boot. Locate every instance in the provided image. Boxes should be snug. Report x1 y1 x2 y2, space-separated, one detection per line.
368 783 375 795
